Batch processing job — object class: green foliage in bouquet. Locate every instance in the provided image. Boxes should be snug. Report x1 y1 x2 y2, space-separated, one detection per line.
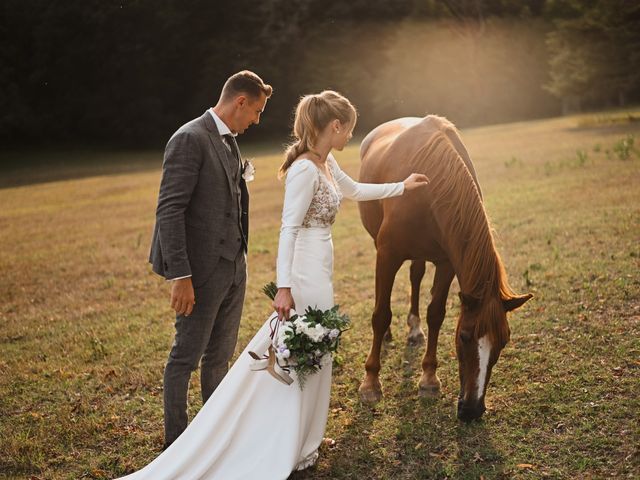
262 281 278 301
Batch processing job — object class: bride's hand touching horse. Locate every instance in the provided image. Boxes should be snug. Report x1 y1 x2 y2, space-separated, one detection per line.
403 173 430 190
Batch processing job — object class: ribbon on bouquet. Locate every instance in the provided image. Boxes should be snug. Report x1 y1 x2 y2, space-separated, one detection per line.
247 311 294 386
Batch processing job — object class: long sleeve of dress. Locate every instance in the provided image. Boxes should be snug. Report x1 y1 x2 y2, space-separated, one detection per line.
328 154 405 200
276 160 319 288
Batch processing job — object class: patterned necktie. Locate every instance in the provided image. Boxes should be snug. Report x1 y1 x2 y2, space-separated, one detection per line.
223 134 242 173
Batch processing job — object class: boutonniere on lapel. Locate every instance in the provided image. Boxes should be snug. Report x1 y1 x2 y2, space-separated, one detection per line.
242 159 256 182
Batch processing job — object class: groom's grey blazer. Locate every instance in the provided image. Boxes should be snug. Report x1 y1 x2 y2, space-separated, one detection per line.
149 111 248 287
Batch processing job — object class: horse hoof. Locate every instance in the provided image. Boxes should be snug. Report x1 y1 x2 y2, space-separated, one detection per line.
359 385 383 404
418 384 440 398
407 329 426 346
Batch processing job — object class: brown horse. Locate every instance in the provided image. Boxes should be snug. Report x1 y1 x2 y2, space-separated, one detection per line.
357 115 532 421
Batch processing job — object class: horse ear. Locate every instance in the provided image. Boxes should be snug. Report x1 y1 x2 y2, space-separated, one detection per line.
503 293 533 312
459 292 481 311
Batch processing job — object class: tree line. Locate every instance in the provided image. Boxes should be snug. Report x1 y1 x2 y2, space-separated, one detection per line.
0 0 638 149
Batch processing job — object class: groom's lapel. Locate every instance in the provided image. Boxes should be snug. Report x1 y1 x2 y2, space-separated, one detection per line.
203 111 235 195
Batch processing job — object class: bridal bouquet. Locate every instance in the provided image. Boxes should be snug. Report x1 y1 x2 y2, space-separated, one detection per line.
254 282 350 389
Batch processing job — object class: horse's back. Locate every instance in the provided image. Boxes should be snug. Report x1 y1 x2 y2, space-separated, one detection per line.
360 117 423 182
358 115 479 254
360 117 423 164
357 119 421 240
361 115 481 195
358 116 445 242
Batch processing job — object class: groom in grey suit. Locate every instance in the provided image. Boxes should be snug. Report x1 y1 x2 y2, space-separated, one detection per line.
149 70 272 448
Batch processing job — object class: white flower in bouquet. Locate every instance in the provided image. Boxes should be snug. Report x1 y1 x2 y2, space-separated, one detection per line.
276 323 294 345
305 324 327 342
293 316 306 330
275 344 291 360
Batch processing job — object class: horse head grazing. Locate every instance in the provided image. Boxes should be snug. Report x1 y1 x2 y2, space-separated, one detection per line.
456 291 532 422
357 115 532 421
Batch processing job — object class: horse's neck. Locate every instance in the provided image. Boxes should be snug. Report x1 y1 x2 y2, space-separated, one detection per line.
411 125 502 299
429 171 500 298
451 239 500 299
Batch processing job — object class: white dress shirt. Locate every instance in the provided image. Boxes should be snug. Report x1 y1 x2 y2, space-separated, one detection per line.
208 108 235 137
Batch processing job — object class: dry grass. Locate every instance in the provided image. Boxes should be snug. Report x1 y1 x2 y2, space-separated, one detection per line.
1 111 639 479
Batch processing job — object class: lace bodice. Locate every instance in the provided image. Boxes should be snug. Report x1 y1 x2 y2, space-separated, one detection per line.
301 166 343 228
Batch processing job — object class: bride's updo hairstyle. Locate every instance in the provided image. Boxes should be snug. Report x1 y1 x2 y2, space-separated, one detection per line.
279 90 357 178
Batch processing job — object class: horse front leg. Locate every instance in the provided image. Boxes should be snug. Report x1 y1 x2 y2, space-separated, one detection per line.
418 261 455 397
407 260 427 345
359 248 403 404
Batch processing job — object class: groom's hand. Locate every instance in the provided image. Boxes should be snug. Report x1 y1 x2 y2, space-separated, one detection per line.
273 288 295 321
171 277 196 317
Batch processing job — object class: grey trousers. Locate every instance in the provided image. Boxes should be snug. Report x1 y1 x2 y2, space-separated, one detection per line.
163 251 246 445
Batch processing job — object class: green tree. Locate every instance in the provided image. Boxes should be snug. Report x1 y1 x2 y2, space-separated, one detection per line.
544 0 640 113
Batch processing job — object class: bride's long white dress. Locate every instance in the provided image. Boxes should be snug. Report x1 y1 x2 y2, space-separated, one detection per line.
118 154 403 480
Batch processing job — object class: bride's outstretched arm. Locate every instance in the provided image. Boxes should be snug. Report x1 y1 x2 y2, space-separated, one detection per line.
329 154 428 200
331 155 403 200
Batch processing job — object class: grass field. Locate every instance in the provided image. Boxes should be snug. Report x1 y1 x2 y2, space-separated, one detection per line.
1 111 639 479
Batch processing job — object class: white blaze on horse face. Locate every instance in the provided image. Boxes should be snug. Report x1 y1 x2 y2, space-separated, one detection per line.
476 336 491 400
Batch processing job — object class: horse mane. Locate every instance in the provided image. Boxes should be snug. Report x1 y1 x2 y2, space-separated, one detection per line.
406 116 516 343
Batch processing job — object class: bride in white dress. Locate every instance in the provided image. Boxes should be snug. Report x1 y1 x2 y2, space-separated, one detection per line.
118 91 428 480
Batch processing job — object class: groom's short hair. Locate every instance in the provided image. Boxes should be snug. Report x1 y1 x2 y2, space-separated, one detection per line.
221 71 273 102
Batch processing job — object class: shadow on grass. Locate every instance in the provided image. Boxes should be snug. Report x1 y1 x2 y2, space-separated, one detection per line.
0 140 286 189
395 340 506 479
287 338 505 479
566 119 640 136
287 398 377 480
0 148 163 189
451 421 505 479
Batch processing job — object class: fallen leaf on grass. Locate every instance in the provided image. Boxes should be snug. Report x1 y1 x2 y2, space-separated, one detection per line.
517 463 535 469
322 437 336 448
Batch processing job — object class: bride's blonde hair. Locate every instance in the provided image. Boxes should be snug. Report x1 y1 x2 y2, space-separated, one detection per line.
279 90 357 178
